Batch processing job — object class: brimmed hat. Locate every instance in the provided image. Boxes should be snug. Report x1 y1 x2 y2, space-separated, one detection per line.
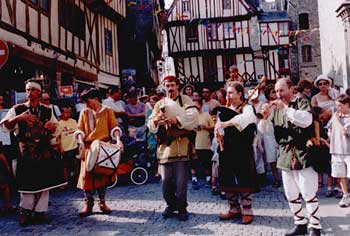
314 74 332 87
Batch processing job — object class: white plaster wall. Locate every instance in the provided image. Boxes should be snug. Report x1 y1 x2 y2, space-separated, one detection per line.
318 0 347 87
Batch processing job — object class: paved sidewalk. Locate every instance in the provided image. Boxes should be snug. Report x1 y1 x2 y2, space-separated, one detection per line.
0 182 349 236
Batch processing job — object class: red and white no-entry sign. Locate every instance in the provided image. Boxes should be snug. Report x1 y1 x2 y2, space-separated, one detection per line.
0 40 9 69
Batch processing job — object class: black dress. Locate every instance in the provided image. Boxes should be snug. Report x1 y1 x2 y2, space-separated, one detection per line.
213 106 259 193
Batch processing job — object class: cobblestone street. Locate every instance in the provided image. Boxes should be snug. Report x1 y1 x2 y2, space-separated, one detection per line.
1 181 350 236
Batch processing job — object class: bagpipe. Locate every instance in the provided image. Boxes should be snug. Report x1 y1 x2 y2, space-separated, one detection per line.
213 76 267 152
156 95 196 146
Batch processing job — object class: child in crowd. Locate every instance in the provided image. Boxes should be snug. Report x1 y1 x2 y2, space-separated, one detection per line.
58 106 79 188
193 99 215 188
328 94 350 207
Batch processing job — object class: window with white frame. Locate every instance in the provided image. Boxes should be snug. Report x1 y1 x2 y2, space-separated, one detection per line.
278 22 289 36
182 0 190 12
223 22 235 39
207 23 218 41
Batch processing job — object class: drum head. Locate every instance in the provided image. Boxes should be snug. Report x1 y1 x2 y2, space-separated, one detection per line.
86 140 100 172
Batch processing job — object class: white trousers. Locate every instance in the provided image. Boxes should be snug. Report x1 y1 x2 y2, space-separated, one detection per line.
282 167 321 229
19 190 50 212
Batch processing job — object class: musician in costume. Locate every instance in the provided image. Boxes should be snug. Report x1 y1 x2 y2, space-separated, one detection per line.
266 78 321 236
214 81 258 224
147 75 199 221
0 80 65 226
74 88 123 217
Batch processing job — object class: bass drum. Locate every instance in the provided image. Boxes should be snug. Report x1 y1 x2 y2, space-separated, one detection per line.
130 167 148 185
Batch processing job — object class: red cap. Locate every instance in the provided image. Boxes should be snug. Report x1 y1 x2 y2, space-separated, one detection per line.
163 75 179 82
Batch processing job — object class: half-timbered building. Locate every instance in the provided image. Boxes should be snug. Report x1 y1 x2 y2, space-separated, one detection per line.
0 0 125 96
164 0 290 85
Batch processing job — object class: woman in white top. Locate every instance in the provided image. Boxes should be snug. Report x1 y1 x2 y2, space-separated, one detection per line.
311 75 337 111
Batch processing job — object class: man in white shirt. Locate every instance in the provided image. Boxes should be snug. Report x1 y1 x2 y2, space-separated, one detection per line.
267 78 321 236
41 93 61 120
102 87 127 132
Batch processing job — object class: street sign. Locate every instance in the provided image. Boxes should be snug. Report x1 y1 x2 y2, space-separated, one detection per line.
0 40 9 69
59 86 74 97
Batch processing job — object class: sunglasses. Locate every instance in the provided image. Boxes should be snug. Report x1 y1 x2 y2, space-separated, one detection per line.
202 91 210 93
317 82 329 86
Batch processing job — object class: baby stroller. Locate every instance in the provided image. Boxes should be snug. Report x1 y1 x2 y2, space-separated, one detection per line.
107 134 155 188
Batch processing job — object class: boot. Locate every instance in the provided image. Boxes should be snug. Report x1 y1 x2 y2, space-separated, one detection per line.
162 206 176 219
285 224 308 236
98 199 112 214
19 208 32 227
79 198 94 217
309 228 321 236
32 212 51 225
177 208 189 221
218 206 241 220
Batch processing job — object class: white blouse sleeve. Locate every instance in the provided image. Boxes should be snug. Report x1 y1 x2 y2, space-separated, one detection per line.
231 105 257 131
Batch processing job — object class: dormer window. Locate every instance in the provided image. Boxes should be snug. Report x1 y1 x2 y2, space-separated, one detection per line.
223 0 231 10
182 0 190 12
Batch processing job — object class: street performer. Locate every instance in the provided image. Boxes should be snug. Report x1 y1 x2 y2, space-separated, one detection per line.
265 78 321 236
147 75 199 221
74 88 123 217
0 79 66 226
214 81 258 224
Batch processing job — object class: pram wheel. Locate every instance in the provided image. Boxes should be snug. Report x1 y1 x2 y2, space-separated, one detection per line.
107 174 118 189
130 167 148 185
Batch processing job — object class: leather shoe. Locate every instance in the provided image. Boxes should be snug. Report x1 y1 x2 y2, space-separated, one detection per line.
98 200 112 214
162 207 175 219
309 228 321 236
218 210 241 220
241 214 253 224
32 212 51 225
178 209 189 221
19 209 32 227
285 224 307 236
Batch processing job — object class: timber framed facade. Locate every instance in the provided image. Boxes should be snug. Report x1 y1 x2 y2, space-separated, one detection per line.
0 0 126 95
165 0 291 85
